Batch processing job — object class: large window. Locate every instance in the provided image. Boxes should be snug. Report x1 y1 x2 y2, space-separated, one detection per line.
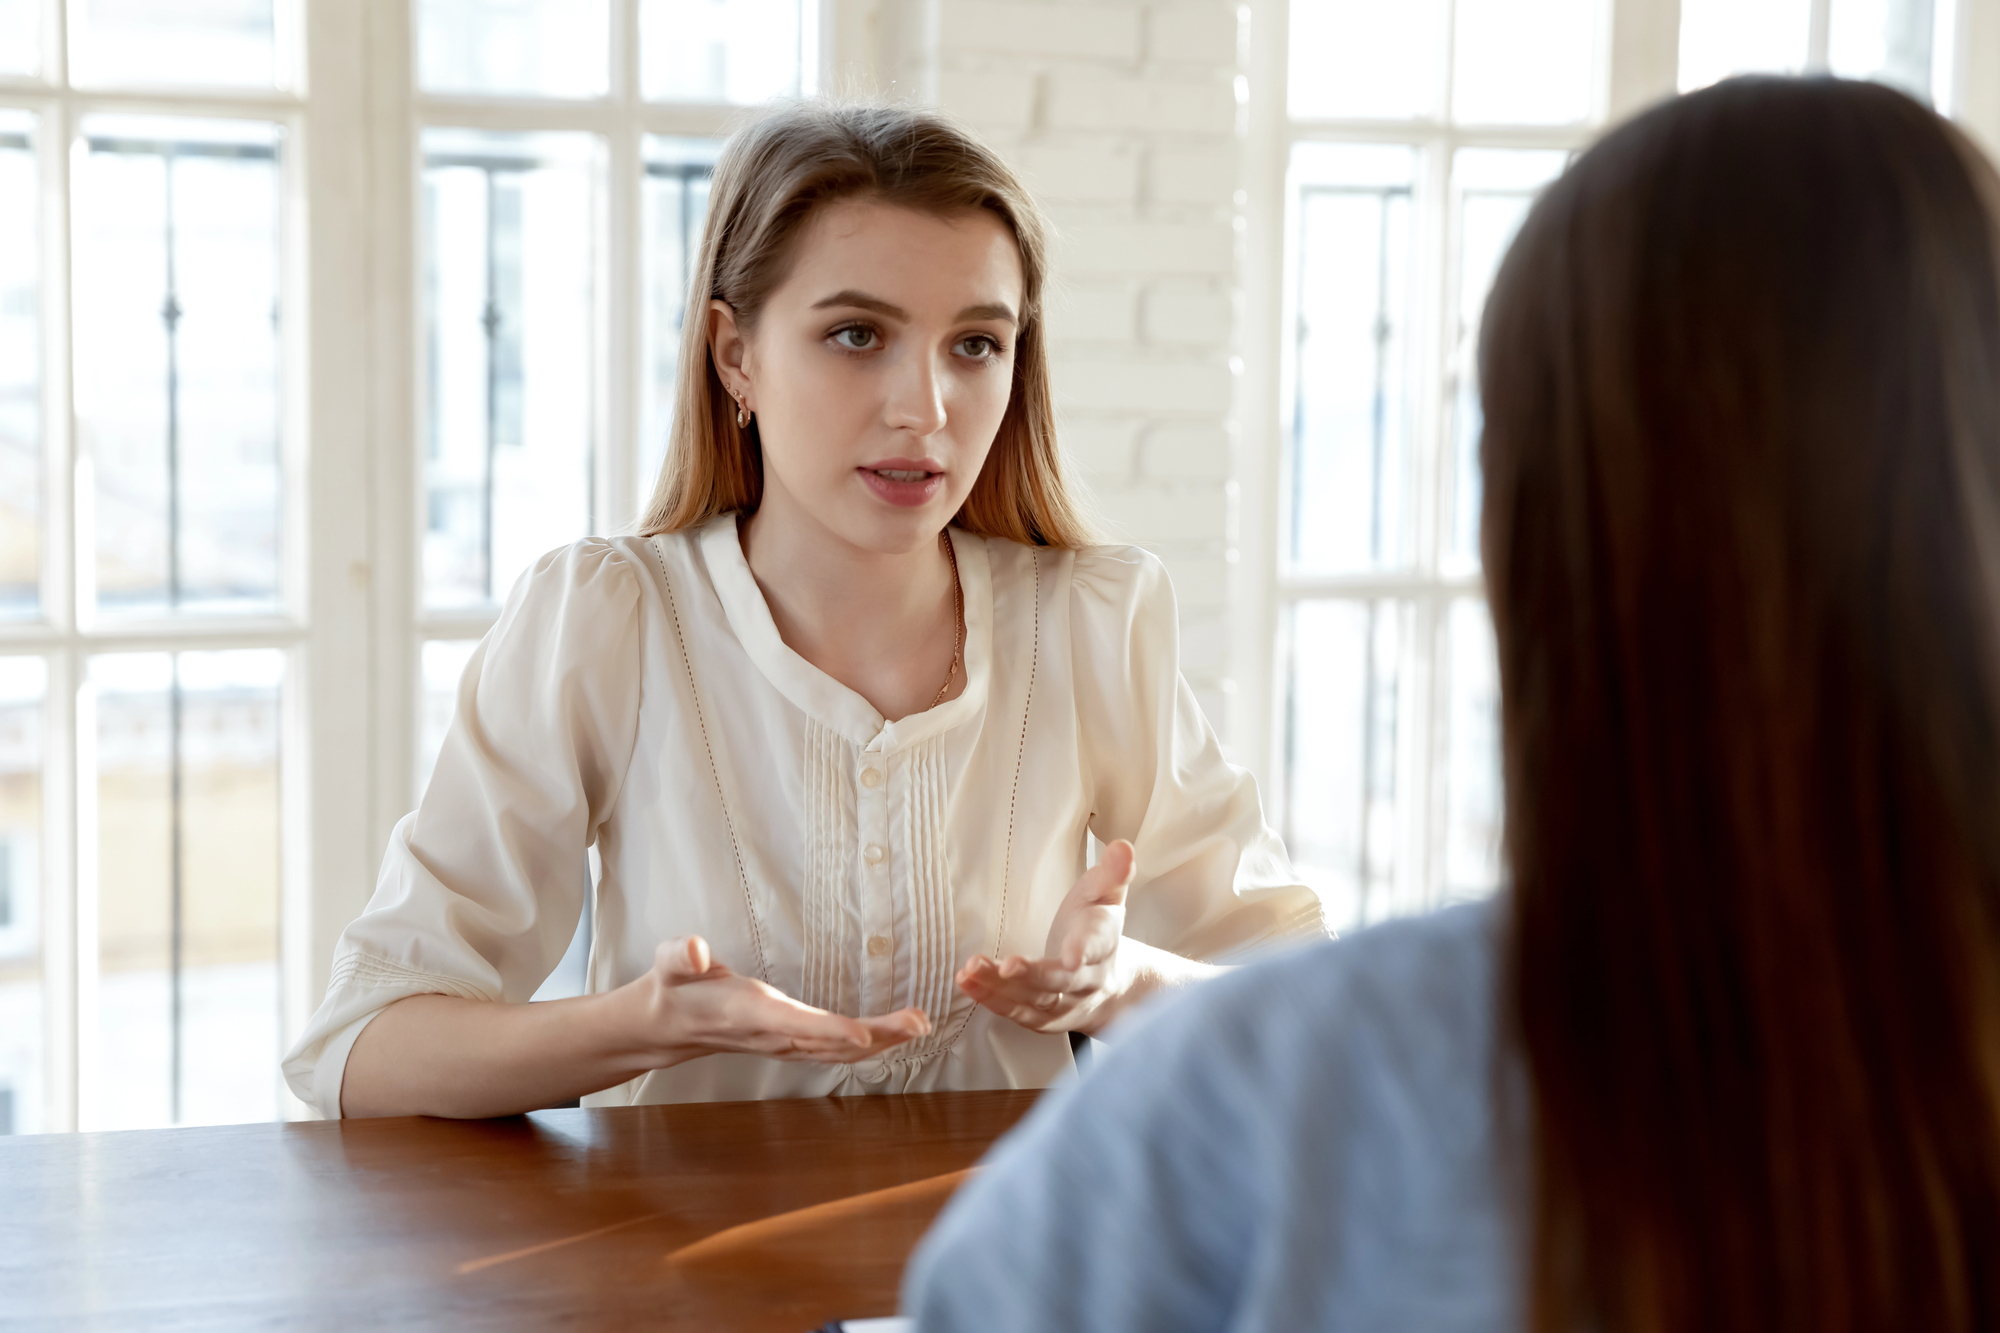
408 3 756 1006
1 0 301 1134
1263 0 1957 933
1 0 796 1135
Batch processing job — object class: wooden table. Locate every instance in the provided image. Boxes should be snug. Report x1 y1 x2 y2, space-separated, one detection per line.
1 1090 1041 1330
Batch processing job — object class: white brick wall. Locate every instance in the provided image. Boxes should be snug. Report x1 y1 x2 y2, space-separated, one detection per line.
925 0 1246 733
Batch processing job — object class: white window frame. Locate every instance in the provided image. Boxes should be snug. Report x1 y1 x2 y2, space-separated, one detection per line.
1232 0 2000 919
0 0 837 1131
0 0 330 1132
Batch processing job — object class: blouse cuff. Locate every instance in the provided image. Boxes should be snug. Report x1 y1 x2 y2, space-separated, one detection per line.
312 1010 379 1121
282 951 499 1118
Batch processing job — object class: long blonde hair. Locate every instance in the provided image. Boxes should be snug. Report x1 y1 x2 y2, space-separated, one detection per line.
637 101 1096 549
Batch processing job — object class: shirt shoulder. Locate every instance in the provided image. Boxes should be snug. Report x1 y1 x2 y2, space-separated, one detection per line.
1118 895 1501 1108
501 535 651 621
904 899 1514 1331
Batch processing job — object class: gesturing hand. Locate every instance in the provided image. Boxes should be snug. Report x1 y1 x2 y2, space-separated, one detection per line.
644 935 930 1064
954 839 1138 1037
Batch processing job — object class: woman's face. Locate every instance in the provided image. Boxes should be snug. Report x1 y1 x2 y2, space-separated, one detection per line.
712 196 1024 556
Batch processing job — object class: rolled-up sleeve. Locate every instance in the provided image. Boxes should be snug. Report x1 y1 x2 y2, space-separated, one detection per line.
281 538 646 1117
1070 546 1325 962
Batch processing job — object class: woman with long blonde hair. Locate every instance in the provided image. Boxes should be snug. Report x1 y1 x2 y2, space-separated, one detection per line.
284 103 1322 1118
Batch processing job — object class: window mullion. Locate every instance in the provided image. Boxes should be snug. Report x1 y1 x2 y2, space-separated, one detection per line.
1607 0 1682 119
43 85 78 1133
366 0 422 938
44 647 77 1133
1235 0 1291 792
606 0 642 532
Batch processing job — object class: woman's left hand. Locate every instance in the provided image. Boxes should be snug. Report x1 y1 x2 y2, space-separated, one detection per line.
955 839 1138 1036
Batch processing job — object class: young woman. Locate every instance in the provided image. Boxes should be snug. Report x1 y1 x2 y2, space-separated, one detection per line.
905 77 2000 1332
281 103 1324 1119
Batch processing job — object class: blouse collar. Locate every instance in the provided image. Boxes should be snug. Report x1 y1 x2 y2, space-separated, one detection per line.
696 513 994 752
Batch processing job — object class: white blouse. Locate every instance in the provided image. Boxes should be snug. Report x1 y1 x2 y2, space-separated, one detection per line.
282 515 1325 1116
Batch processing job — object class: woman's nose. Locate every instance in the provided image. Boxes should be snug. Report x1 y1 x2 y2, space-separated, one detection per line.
883 351 948 436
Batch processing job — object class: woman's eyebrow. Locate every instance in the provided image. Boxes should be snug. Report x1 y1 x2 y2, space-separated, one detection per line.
810 290 1017 325
812 290 908 319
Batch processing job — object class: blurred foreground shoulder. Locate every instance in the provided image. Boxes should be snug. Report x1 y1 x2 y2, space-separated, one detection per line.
903 900 1515 1332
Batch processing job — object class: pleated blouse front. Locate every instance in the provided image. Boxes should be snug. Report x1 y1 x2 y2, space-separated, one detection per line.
283 514 1325 1116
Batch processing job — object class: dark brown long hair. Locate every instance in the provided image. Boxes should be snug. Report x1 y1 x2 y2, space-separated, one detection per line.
1481 77 2000 1333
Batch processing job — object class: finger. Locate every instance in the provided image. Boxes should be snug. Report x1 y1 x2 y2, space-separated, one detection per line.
859 1006 933 1038
994 954 1100 997
1067 840 1137 911
729 985 877 1047
1059 905 1125 972
657 935 715 982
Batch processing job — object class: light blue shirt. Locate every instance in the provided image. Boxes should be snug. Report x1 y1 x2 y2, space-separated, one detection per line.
903 900 1521 1331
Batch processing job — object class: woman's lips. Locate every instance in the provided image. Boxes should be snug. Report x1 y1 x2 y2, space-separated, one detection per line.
858 466 946 508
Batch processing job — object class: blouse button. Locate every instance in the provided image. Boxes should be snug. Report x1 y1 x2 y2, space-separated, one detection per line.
860 767 883 789
867 934 890 957
864 843 886 865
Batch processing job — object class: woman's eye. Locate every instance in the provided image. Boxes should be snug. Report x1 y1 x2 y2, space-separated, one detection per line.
833 326 878 351
957 335 1000 360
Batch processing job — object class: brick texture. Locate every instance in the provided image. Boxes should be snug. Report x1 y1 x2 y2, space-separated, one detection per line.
930 0 1245 737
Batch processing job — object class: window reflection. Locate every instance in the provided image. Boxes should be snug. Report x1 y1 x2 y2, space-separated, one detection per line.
0 658 45 1136
0 112 37 621
87 650 283 1131
69 0 285 90
72 117 284 620
418 0 609 98
1283 599 1406 931
422 130 597 610
642 0 804 104
1288 143 1416 575
0 0 36 77
640 137 717 507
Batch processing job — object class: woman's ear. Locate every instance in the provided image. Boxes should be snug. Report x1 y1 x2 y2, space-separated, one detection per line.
708 299 752 405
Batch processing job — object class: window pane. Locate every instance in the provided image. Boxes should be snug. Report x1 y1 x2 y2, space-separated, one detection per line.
640 137 717 511
1288 143 1417 574
1442 599 1502 898
1289 0 1446 120
1679 0 1811 90
0 112 37 621
1452 0 1599 124
73 117 284 620
419 0 609 97
422 130 598 610
0 0 37 77
88 650 283 1131
418 638 479 797
1283 599 1408 932
69 0 284 90
0 658 46 1136
1445 148 1568 574
642 0 803 104
1830 0 1940 100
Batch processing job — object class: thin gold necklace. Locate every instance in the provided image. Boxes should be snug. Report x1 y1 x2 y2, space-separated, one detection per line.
928 532 964 711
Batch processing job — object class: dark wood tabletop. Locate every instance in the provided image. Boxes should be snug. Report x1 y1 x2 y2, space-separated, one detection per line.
0 1089 1042 1331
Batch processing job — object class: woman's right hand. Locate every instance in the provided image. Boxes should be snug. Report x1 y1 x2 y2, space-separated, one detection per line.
634 935 930 1065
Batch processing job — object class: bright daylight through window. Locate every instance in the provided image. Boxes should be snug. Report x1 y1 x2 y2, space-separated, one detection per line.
1272 0 1954 933
0 0 799 1134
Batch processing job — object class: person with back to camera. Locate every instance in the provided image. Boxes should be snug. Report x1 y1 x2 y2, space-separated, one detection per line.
281 102 1326 1120
904 75 2000 1332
